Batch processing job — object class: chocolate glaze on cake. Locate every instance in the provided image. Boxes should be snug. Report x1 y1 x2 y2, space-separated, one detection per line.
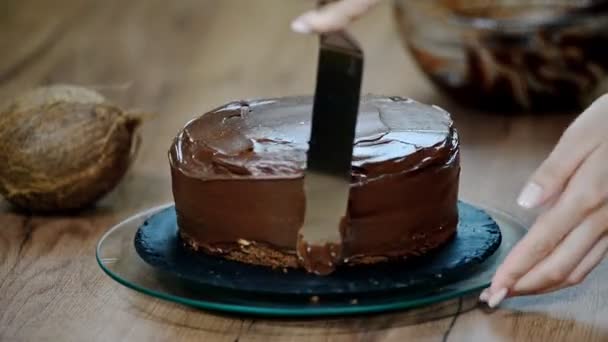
169 95 460 272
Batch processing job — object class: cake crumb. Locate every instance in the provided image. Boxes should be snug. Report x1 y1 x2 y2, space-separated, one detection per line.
282 268 288 274
310 296 320 303
237 238 251 246
350 299 358 305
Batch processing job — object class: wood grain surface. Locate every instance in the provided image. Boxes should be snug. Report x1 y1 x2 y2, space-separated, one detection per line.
0 1 606 341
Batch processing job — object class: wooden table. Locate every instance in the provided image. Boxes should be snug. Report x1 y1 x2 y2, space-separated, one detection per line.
1 1 606 341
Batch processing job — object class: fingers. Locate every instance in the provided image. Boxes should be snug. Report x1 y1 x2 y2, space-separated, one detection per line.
291 0 382 34
564 233 608 286
510 203 608 295
514 234 608 296
490 143 608 297
481 96 608 307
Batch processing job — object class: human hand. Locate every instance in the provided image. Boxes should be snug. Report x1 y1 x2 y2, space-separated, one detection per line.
480 94 608 308
291 0 381 34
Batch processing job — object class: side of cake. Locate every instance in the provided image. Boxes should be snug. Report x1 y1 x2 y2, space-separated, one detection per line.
169 95 460 271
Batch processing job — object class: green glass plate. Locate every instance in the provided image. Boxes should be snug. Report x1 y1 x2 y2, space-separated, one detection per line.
96 203 526 317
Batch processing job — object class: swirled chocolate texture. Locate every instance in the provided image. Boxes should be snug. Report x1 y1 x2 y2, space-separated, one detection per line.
169 95 460 272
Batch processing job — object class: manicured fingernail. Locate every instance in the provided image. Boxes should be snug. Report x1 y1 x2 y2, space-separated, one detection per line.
479 289 490 302
487 288 508 308
291 18 312 34
517 182 543 209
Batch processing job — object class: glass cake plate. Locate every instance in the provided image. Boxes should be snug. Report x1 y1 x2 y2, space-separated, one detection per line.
96 202 526 318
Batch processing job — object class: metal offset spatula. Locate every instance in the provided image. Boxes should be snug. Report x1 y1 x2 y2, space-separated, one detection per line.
296 30 363 275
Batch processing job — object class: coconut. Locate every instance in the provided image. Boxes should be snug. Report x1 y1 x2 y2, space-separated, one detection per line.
0 84 142 212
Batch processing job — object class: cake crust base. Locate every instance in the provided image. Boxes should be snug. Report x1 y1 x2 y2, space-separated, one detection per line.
180 227 457 270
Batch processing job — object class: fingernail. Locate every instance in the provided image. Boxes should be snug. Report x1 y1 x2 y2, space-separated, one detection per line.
479 289 490 302
291 18 312 34
517 182 543 209
487 288 508 308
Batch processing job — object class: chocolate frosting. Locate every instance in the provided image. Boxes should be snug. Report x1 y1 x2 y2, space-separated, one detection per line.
170 95 460 272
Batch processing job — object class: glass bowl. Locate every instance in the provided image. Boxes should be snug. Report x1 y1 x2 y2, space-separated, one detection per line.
96 203 527 317
393 0 608 113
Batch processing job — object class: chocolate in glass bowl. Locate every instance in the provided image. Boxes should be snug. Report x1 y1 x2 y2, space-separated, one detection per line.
394 0 608 113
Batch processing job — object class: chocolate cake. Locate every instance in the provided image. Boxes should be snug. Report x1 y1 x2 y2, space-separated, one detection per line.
169 95 460 273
